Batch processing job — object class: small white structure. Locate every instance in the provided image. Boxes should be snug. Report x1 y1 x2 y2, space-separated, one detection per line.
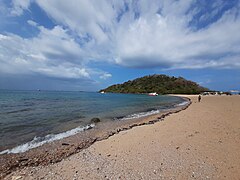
230 90 239 95
148 92 158 96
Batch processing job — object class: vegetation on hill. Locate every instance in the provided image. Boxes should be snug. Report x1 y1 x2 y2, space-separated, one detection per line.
100 74 209 94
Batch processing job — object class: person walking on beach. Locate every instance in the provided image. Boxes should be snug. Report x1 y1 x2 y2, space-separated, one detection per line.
198 94 201 102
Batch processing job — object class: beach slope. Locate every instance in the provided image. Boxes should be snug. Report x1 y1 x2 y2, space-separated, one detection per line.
6 95 240 179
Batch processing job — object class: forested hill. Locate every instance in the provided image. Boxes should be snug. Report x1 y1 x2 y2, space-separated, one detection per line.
100 74 209 94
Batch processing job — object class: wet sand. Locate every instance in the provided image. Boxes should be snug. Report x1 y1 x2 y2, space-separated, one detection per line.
3 95 240 179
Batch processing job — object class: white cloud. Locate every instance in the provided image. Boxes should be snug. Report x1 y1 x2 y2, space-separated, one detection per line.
100 73 112 80
32 0 240 70
0 24 111 79
115 1 240 69
27 20 38 27
1 0 240 82
11 0 31 16
36 0 115 44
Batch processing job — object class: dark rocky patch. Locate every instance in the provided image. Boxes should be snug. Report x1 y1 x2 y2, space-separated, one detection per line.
91 118 101 123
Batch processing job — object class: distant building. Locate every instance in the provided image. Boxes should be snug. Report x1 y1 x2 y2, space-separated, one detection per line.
230 90 240 95
202 91 223 95
202 90 240 96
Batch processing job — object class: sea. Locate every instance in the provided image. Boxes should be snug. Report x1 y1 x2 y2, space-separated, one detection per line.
0 90 186 154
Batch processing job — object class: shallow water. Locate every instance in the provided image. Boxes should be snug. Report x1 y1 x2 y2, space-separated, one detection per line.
0 90 185 151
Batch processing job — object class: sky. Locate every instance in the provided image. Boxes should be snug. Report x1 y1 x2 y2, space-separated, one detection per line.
0 0 240 92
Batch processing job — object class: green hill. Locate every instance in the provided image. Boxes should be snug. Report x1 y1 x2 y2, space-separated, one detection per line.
100 74 209 94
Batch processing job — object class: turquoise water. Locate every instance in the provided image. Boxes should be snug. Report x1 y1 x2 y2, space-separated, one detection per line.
0 90 185 152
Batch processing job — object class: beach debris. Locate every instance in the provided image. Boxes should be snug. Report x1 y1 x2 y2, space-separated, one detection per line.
11 175 23 180
61 143 70 146
176 146 180 150
18 158 28 162
129 124 138 128
117 128 121 132
91 118 101 123
188 134 194 137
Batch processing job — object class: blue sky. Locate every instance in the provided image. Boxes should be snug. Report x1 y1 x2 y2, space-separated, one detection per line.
0 0 240 91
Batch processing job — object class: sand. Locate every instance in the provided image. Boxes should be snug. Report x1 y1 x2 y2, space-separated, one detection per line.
4 95 240 180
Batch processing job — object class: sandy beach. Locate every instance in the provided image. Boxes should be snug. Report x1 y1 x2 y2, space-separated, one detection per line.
4 95 240 180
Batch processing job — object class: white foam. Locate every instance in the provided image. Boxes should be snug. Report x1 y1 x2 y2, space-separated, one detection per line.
119 101 189 121
119 109 160 120
0 124 95 154
175 101 189 107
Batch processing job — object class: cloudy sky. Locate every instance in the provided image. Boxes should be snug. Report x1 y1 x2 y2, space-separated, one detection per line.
0 0 240 91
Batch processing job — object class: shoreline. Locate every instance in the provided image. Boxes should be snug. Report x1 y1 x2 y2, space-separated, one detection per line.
0 94 185 153
4 94 240 179
0 96 190 178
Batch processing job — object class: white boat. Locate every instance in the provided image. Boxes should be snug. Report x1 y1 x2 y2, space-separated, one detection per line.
100 91 105 94
148 92 158 96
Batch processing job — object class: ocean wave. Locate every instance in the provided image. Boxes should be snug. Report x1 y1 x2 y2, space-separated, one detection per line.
175 101 189 107
0 108 33 115
0 124 95 154
115 109 160 121
117 100 189 121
